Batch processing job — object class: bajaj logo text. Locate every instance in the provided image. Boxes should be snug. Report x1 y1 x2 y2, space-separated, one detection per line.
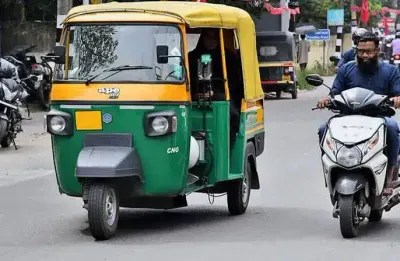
97 88 120 99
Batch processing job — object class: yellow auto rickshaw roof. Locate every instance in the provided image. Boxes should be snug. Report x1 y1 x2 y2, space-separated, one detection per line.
64 1 264 102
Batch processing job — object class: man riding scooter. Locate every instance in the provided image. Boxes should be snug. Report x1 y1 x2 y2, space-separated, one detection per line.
335 28 368 70
318 32 400 196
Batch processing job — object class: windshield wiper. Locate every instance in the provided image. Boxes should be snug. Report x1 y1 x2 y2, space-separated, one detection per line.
85 65 153 85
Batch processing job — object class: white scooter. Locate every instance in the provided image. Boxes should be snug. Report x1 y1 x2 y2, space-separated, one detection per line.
307 74 400 239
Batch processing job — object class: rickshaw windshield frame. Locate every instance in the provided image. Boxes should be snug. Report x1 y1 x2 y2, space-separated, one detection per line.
256 40 294 62
54 22 187 85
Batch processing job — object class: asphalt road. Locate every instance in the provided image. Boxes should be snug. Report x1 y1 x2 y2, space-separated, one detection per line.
2 78 400 260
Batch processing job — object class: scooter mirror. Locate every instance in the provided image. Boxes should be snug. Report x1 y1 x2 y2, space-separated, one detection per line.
329 56 339 62
306 74 324 87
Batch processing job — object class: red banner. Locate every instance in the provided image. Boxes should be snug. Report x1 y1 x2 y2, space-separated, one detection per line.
351 5 400 15
360 0 369 24
263 3 300 15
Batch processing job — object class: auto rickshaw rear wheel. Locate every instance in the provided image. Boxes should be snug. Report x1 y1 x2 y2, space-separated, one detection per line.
227 142 254 215
88 183 120 240
291 82 298 99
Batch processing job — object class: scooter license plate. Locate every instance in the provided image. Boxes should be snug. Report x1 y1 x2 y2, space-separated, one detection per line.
394 60 400 64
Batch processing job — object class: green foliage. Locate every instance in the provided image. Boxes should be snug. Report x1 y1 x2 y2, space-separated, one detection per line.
172 0 265 18
297 61 335 90
297 0 392 30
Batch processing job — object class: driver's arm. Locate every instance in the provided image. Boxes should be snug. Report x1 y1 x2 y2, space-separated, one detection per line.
331 66 346 95
389 67 400 108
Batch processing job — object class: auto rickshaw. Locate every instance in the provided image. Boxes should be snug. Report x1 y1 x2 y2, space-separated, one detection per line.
46 1 265 240
256 31 298 99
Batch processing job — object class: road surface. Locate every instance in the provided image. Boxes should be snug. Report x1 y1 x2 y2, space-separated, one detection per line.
1 78 400 260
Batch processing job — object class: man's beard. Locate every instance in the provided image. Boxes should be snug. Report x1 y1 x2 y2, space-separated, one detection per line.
357 56 379 73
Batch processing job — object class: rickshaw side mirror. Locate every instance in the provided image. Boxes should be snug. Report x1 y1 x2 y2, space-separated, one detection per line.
306 74 324 87
156 45 169 64
197 54 213 80
53 45 66 64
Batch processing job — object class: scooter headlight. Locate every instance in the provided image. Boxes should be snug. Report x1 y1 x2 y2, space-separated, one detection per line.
337 146 362 168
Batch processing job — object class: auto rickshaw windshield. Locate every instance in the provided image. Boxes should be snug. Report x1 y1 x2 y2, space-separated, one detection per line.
58 23 185 83
256 39 293 62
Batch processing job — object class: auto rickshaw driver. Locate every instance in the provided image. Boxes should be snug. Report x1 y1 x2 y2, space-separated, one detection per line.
189 28 243 143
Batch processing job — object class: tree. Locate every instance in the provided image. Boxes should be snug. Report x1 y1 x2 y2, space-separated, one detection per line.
297 0 389 30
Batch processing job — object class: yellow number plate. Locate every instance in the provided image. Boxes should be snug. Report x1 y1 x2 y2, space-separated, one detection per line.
282 75 291 81
75 111 102 130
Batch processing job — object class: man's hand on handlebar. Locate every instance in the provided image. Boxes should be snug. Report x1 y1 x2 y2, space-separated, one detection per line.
390 96 400 108
317 97 330 109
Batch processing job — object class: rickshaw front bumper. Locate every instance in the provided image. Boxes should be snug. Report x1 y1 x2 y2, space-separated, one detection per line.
75 133 143 180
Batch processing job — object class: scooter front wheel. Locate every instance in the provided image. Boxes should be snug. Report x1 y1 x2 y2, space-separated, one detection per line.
339 195 360 238
88 183 120 240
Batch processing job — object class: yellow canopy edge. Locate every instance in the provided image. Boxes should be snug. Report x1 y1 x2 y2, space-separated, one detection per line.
64 1 264 102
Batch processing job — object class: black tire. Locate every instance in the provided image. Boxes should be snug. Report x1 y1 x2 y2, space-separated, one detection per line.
88 183 119 240
291 83 298 99
368 209 383 222
0 135 11 148
339 195 360 238
37 79 50 110
227 142 254 215
276 91 282 99
0 119 9 148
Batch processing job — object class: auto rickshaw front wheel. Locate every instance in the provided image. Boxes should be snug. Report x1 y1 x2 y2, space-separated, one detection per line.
88 183 120 240
227 142 254 215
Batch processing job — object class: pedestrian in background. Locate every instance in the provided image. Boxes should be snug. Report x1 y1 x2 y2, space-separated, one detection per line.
297 34 310 71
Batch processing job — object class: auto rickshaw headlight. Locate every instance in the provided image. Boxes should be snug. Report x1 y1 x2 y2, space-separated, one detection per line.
50 116 66 133
152 116 169 133
45 109 73 136
144 110 177 137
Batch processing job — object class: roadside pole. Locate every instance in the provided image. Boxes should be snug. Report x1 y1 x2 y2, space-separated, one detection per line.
56 0 73 45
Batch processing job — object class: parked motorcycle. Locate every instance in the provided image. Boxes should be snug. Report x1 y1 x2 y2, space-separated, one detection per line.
2 45 54 109
307 74 400 239
0 68 36 149
31 55 54 110
2 45 37 95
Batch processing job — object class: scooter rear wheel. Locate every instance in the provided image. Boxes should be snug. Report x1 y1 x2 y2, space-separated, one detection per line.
339 195 360 238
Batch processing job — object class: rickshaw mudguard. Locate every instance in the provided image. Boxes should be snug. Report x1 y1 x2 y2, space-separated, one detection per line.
75 146 143 180
75 133 142 180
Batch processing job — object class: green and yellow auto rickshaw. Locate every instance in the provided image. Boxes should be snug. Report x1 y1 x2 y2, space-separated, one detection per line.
46 1 265 240
256 31 298 99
